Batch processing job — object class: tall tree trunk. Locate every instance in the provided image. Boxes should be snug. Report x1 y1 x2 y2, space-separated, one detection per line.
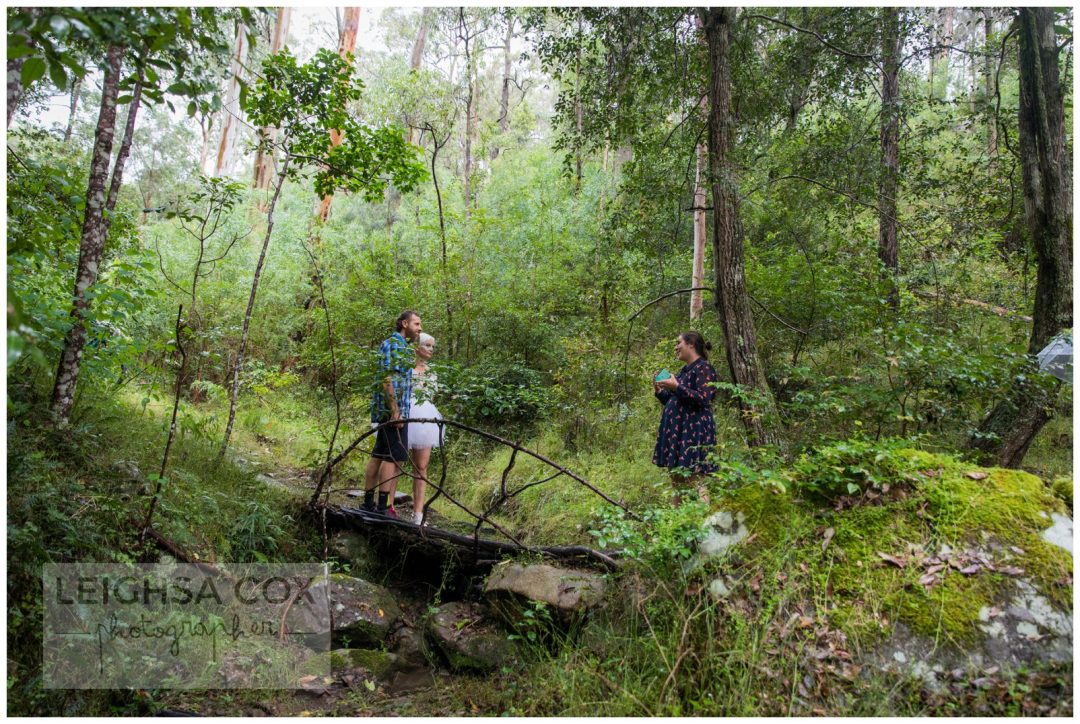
690 143 707 321
198 114 214 174
939 6 955 100
214 20 249 176
984 9 998 156
599 140 609 217
316 7 361 223
690 11 708 322
63 77 82 142
50 45 123 426
7 55 26 127
253 7 291 197
969 8 1072 467
492 13 514 160
574 10 584 192
702 8 785 450
220 153 292 459
389 6 430 232
104 67 143 222
879 7 901 309
461 10 477 223
405 7 431 146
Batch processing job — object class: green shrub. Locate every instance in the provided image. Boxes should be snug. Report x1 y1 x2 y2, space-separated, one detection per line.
791 437 916 501
589 499 708 569
434 358 553 426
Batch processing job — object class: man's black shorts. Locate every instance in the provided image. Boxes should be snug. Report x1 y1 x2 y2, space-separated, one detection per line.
372 422 409 463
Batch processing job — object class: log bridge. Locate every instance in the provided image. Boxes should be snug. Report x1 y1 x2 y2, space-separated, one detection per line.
311 417 636 572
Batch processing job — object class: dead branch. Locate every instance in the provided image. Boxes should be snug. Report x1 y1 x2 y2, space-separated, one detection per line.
912 289 1032 322
316 418 636 520
328 506 620 571
140 524 226 579
621 287 714 400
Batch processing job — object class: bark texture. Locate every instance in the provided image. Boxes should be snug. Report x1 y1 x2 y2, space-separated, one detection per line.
405 8 431 147
878 7 901 309
691 143 707 321
6 13 36 127
702 8 785 450
984 10 998 155
63 77 82 142
461 10 478 221
7 55 26 127
105 67 143 220
492 13 514 160
50 45 124 425
969 8 1072 467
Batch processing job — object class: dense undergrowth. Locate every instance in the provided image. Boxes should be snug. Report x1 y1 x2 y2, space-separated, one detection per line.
6 7 1073 712
6 380 321 715
6 360 1072 715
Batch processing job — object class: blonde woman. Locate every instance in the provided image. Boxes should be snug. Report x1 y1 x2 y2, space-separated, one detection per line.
408 333 444 523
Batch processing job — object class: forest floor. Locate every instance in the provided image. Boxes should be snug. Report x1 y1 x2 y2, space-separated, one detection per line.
8 379 1073 716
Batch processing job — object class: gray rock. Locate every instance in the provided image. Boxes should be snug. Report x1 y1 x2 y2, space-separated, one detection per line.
1041 513 1073 554
389 624 428 665
425 601 517 672
110 459 142 480
708 576 734 600
871 576 1072 692
696 510 749 561
301 574 402 648
328 531 380 577
483 562 606 625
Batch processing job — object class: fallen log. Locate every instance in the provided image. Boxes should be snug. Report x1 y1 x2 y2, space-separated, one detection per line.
326 505 620 571
912 289 1032 322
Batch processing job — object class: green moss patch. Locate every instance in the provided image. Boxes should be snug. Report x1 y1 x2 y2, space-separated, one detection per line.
712 447 1072 651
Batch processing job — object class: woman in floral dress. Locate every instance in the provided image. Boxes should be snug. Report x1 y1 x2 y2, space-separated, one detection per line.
653 331 718 505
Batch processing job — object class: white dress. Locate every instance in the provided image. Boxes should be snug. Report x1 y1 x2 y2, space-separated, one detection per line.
408 369 444 449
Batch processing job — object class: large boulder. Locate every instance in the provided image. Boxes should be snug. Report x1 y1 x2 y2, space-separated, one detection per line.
712 454 1073 700
299 573 402 648
389 623 428 665
328 531 381 578
483 562 606 625
425 601 517 672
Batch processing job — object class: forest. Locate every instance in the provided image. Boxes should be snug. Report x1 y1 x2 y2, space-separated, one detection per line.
6 5 1073 717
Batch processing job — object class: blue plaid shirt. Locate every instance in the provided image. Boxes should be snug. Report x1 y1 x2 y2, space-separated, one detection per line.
370 332 414 423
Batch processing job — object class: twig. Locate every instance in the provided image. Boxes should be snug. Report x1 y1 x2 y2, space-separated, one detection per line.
320 418 637 519
621 287 713 400
743 13 877 64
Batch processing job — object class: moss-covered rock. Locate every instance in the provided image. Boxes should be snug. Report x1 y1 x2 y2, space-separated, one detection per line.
425 601 517 672
328 531 380 578
330 648 400 678
714 447 1072 688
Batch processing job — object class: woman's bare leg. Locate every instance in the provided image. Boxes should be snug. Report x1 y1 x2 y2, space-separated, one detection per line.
670 472 684 506
671 472 709 507
688 474 710 506
412 447 431 518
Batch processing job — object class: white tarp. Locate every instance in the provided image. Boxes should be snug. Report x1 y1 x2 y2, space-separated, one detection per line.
1036 332 1072 383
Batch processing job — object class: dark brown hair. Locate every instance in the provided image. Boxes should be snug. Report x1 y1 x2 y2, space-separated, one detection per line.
396 310 419 332
681 331 712 360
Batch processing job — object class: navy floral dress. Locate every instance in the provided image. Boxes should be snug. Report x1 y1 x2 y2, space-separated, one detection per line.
653 358 719 476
